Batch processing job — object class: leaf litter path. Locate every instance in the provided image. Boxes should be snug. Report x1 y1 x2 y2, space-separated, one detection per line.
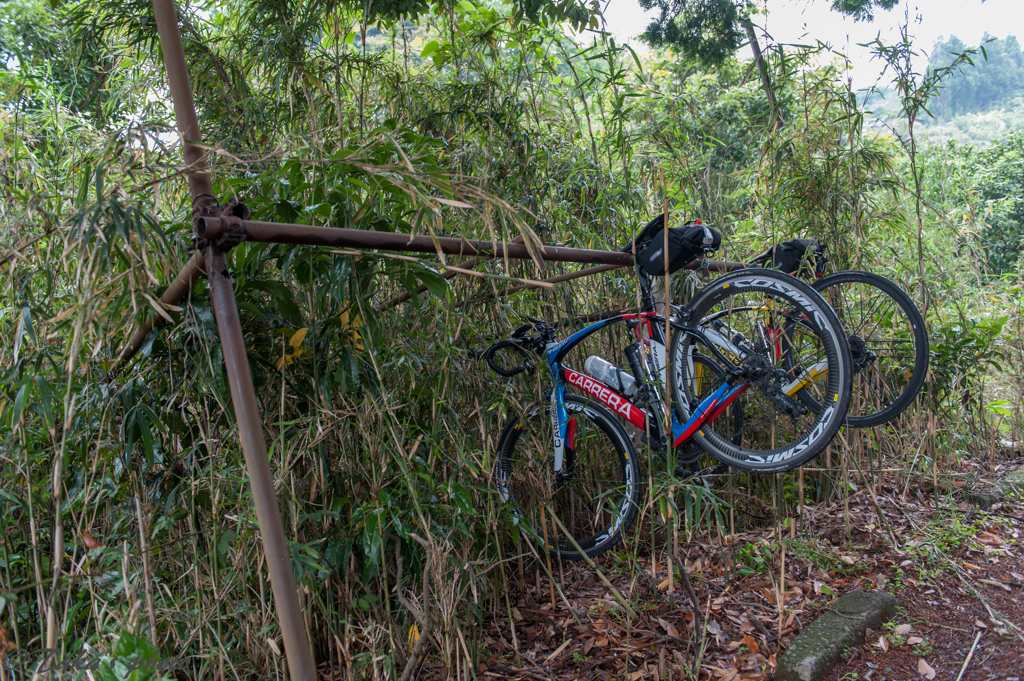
416 461 1024 681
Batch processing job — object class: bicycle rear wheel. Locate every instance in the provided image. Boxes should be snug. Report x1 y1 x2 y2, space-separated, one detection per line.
494 395 641 560
669 269 853 473
811 271 928 428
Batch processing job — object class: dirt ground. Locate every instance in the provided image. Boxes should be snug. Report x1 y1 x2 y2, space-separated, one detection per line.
419 459 1024 681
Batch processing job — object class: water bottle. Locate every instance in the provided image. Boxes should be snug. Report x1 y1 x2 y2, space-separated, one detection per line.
585 356 637 396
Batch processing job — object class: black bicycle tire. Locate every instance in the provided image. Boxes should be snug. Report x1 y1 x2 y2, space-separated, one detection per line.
811 270 929 428
493 395 641 561
669 269 853 473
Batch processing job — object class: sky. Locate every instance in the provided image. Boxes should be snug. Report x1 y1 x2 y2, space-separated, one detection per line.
596 0 1023 87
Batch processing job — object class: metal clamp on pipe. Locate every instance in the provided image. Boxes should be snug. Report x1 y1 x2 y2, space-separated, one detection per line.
194 199 250 252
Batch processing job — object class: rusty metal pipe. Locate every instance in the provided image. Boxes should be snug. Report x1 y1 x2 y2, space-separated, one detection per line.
376 236 523 311
206 248 316 681
481 258 744 300
150 0 315 677
151 0 214 206
117 252 206 364
497 263 626 298
198 217 636 266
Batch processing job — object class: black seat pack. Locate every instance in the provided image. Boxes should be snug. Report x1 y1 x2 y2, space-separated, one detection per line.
771 238 828 277
638 221 722 276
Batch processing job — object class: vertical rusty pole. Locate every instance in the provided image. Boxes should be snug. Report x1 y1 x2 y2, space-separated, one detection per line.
207 249 316 681
149 0 316 678
151 0 214 207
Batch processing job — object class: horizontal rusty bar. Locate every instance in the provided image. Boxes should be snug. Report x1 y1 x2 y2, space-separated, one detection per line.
196 217 637 266
120 221 745 364
497 263 626 297
376 237 524 311
492 258 743 299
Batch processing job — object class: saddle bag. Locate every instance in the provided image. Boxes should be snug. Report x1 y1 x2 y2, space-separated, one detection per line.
639 221 722 276
770 238 828 277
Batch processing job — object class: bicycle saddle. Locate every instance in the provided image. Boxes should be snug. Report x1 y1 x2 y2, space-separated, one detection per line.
619 214 665 254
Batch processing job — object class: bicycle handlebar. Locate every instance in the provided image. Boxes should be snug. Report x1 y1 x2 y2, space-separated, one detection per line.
474 319 555 379
484 339 536 377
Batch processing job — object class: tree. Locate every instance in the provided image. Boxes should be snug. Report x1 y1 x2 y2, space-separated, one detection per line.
959 133 1024 273
928 34 1024 120
637 0 900 129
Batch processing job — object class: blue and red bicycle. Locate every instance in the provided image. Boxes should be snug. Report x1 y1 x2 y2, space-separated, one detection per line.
482 219 853 560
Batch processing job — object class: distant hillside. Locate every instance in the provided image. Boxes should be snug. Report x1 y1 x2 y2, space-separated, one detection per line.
862 35 1024 146
927 34 1024 122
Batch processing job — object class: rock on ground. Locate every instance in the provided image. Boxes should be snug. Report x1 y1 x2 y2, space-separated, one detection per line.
776 590 898 681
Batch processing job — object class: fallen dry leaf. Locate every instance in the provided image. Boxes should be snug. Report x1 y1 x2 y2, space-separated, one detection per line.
743 633 760 655
918 658 936 679
907 636 924 645
875 635 889 652
593 636 609 647
975 619 989 629
979 578 1011 592
657 617 680 639
895 624 913 636
81 531 103 550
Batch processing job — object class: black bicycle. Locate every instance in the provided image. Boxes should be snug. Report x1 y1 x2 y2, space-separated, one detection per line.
751 240 929 428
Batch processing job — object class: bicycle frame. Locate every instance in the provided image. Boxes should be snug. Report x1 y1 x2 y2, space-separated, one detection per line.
524 261 834 475
542 309 749 474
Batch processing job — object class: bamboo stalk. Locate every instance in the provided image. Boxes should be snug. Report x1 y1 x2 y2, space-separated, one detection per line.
115 251 206 365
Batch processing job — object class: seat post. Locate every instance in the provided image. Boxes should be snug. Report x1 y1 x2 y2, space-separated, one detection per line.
637 266 658 313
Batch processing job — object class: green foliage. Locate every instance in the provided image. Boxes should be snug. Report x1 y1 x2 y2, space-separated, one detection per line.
638 0 898 66
929 315 1007 410
957 133 1024 273
733 541 774 576
638 0 744 67
2 0 1024 676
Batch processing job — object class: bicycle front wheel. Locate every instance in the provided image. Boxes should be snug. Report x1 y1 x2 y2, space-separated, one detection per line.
494 395 641 561
670 269 853 473
811 270 928 428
